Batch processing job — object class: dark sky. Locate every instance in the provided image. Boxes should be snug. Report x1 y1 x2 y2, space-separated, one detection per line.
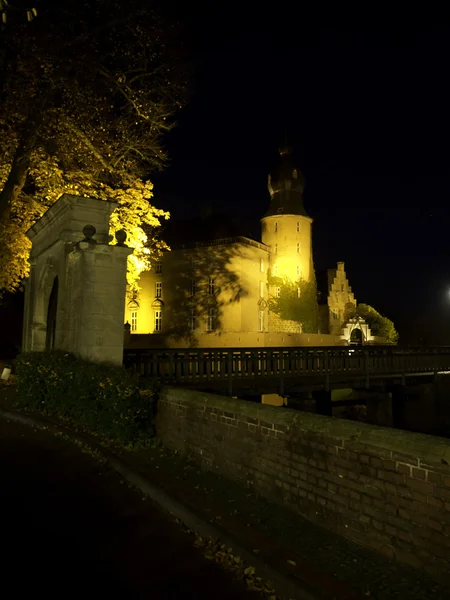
153 8 450 344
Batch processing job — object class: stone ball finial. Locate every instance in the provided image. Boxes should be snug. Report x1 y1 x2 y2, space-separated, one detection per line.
82 224 96 240
115 229 127 246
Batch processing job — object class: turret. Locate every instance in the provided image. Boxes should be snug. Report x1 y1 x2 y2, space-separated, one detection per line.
261 145 313 282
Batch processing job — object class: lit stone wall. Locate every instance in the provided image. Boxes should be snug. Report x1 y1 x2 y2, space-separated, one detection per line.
261 214 313 282
268 312 302 334
127 238 270 345
327 262 357 335
125 331 344 349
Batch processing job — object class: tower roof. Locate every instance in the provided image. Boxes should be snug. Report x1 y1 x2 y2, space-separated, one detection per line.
263 147 309 218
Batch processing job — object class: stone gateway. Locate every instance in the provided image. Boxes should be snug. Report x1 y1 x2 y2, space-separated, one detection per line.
22 194 132 365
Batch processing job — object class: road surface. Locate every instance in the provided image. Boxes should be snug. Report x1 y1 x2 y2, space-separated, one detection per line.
0 418 264 599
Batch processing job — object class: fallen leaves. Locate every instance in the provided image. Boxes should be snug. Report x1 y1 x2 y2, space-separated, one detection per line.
286 559 296 567
190 533 281 599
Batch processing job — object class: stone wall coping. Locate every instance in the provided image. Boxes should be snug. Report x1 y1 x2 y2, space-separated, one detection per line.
162 387 450 466
76 242 134 255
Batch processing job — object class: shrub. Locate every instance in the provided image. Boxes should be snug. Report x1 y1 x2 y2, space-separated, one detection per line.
15 351 158 447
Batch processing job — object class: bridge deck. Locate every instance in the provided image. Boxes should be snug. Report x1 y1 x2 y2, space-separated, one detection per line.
123 346 450 395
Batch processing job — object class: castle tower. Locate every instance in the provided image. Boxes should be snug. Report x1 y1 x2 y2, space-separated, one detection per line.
261 145 313 283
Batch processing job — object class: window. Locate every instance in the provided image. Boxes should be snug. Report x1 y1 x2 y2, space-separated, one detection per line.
208 278 215 295
297 287 301 298
274 265 278 276
296 242 300 253
275 243 278 254
155 261 162 274
130 311 138 332
206 308 216 332
154 310 162 332
260 258 264 272
191 280 197 296
155 282 162 298
189 309 197 331
277 207 283 213
258 310 264 332
297 265 301 277
259 281 264 298
274 222 278 232
297 221 300 233
276 287 281 298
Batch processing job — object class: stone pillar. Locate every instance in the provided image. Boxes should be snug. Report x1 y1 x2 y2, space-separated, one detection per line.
390 385 406 429
63 227 133 365
366 392 393 427
313 390 332 416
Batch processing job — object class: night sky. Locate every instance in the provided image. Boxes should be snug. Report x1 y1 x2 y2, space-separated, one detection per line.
154 8 450 344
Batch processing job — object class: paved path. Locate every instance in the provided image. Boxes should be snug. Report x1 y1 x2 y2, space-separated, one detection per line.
0 419 264 599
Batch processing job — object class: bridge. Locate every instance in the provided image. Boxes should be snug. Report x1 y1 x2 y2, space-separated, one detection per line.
123 345 450 398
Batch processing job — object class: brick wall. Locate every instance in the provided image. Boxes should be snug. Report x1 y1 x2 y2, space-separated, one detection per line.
156 387 450 584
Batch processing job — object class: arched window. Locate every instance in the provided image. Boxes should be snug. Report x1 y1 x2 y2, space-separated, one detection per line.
151 299 163 333
274 222 278 232
154 311 162 332
128 299 139 332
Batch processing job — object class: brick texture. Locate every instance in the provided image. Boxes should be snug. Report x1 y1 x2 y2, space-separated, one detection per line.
155 388 450 585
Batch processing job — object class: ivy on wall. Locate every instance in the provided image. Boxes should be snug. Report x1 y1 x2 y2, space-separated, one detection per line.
267 265 319 334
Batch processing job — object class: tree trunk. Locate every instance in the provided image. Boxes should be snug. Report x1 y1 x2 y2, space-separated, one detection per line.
0 84 50 223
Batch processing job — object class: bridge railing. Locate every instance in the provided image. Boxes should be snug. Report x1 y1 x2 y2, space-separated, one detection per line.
123 346 450 393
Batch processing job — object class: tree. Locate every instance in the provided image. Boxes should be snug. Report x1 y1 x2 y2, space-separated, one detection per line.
0 1 38 25
355 303 399 344
0 0 188 295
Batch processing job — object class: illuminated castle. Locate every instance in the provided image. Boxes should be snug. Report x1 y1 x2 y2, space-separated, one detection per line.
125 147 376 348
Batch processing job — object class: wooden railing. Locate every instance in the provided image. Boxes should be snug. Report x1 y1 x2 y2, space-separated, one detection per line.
123 346 450 394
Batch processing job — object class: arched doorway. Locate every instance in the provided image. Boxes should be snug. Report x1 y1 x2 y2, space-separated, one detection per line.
350 327 363 346
46 276 59 351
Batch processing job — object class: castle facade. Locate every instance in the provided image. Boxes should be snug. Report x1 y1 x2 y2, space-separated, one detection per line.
125 148 379 348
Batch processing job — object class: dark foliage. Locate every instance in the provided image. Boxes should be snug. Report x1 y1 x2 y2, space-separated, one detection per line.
15 351 158 446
